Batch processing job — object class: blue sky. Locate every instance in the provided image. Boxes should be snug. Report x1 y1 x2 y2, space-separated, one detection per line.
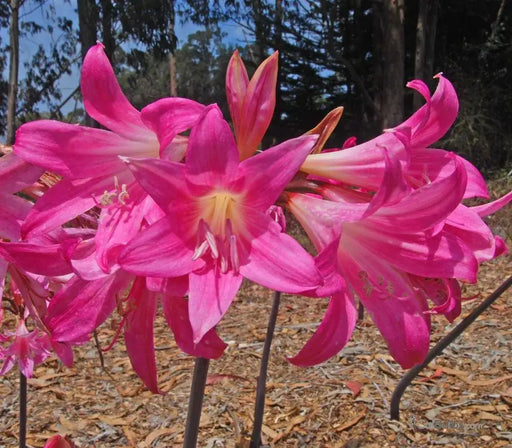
1 0 247 119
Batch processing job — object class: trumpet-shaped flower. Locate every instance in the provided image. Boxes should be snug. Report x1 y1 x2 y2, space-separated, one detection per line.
286 152 494 368
13 42 204 240
300 75 489 199
120 105 323 342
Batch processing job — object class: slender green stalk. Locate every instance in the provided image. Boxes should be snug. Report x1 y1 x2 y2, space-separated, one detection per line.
250 290 281 448
183 357 210 448
19 371 27 448
390 275 512 421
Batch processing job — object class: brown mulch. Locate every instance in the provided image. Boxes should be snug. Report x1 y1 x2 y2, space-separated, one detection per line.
1 181 511 448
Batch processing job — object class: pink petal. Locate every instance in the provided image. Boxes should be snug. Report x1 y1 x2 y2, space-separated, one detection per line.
288 290 357 367
14 120 153 178
94 183 149 273
0 193 31 240
339 250 430 368
370 154 467 232
162 295 227 359
445 205 496 263
0 152 43 193
121 157 188 213
124 277 161 393
235 52 278 159
141 97 204 158
287 192 363 251
301 131 408 190
240 134 318 210
456 155 489 199
188 266 243 343
226 50 249 144
403 74 459 148
363 146 411 218
21 174 131 239
46 272 132 342
348 224 478 283
186 105 240 185
239 210 322 293
81 43 154 141
0 241 73 276
471 190 512 218
412 276 461 322
120 217 203 277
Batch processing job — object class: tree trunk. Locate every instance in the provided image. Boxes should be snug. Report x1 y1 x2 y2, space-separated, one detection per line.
6 0 20 145
375 0 405 129
414 0 438 109
78 0 99 127
271 0 283 142
100 0 115 65
169 0 177 96
251 0 266 64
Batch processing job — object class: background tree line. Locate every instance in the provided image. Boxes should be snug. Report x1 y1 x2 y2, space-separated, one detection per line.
2 0 511 171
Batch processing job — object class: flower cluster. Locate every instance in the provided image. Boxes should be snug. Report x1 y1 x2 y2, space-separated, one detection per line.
0 43 509 391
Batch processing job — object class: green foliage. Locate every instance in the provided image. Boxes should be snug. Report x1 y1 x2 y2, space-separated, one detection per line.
175 28 233 114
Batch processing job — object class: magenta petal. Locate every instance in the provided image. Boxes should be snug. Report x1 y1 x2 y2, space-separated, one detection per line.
141 97 204 157
456 155 489 199
122 157 188 213
46 272 132 342
403 74 459 148
288 290 357 367
186 106 240 185
0 193 31 240
240 211 322 293
352 226 478 283
120 217 202 277
339 252 430 368
188 267 243 343
0 152 43 193
363 147 411 218
21 175 130 238
471 190 512 218
371 155 467 232
240 134 318 210
162 295 227 359
94 182 149 273
0 241 73 276
14 120 149 178
124 277 161 394
81 43 153 141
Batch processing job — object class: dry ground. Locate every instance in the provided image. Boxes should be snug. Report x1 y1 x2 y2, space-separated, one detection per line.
1 176 511 448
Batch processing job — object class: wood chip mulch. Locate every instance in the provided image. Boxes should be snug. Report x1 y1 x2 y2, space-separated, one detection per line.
1 183 511 448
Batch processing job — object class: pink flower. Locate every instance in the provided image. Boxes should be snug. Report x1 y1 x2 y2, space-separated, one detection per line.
43 435 75 448
120 105 323 342
286 151 500 368
300 75 489 199
226 50 278 159
13 42 204 241
0 320 51 378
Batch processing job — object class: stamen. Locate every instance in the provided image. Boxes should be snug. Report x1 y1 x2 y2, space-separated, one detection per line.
118 184 130 205
193 240 209 260
229 234 239 273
